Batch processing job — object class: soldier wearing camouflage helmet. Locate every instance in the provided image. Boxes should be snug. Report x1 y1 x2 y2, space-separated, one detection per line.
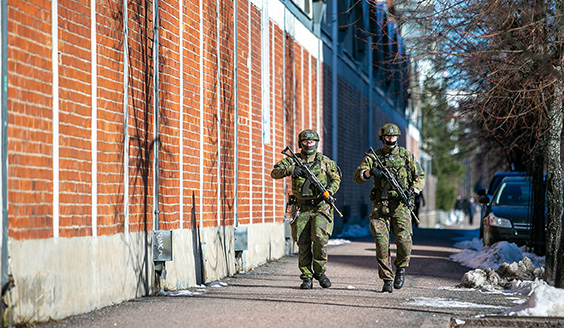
271 129 342 289
353 123 425 293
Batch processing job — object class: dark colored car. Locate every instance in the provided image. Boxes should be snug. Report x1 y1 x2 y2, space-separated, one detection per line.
482 171 527 203
482 176 533 246
478 171 527 239
482 176 564 246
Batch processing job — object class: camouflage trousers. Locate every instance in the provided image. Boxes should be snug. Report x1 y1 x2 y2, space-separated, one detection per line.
291 202 334 280
370 200 413 280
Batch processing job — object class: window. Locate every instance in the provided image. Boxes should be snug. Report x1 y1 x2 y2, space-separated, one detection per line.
290 0 313 18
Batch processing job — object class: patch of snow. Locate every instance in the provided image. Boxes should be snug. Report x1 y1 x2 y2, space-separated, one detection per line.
450 237 564 317
328 238 352 246
406 297 505 309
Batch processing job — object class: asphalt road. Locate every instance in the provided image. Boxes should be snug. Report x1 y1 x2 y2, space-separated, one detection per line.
37 228 563 328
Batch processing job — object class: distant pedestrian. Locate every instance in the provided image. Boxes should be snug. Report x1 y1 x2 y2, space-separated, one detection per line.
271 129 342 289
455 194 464 211
353 123 425 293
467 197 476 225
454 195 465 224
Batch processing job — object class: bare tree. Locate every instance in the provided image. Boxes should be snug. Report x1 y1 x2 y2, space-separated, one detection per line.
377 0 564 286
433 0 563 286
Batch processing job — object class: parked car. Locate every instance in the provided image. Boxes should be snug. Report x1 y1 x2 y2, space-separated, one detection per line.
482 175 564 246
482 176 533 246
479 171 528 203
478 171 527 239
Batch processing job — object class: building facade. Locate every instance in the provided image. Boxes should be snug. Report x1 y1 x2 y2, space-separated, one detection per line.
0 0 421 324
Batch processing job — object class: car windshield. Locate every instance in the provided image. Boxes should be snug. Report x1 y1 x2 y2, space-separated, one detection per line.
493 181 531 206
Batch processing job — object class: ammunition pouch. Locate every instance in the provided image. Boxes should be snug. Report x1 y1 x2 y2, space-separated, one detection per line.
287 194 297 206
381 202 390 215
297 198 323 207
286 194 297 214
369 188 378 202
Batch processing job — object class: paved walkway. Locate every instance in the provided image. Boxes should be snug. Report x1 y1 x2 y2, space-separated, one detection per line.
38 227 564 328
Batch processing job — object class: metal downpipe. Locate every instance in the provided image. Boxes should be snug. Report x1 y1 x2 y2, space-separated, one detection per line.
234 0 239 227
1 0 8 293
153 0 160 230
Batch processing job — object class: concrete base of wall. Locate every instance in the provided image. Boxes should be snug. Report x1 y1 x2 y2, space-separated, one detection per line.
4 222 286 325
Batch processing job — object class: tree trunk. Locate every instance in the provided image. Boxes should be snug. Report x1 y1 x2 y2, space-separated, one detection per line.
550 0 564 288
544 84 563 285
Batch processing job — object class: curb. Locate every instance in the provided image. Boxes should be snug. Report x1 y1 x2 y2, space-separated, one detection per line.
451 316 564 327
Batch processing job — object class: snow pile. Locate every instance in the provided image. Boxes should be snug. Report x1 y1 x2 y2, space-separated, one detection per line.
157 281 227 297
451 240 528 270
459 257 544 289
328 238 352 246
453 238 484 252
450 237 564 317
501 280 564 316
451 239 545 289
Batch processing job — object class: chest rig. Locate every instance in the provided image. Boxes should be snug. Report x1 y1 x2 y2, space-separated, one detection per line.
371 148 412 202
295 153 328 198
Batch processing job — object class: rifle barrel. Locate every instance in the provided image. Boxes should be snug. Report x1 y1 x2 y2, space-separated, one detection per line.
366 147 419 224
282 146 343 218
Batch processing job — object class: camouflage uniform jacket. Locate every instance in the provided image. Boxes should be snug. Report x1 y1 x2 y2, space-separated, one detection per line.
271 151 341 201
353 146 425 212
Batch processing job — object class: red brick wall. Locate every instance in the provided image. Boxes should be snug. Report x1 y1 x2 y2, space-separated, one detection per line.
235 0 250 225
97 0 126 236
7 0 340 240
8 0 54 240
271 24 285 222
126 0 155 234
219 1 236 227
58 0 93 238
248 3 262 224
155 0 179 232
180 0 201 230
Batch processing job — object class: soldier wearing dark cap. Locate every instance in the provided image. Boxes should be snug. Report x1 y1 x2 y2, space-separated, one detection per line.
271 129 342 289
354 123 425 293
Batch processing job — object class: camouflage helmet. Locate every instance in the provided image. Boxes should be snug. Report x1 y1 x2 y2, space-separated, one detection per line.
379 123 400 148
378 123 401 139
298 129 320 155
298 129 320 143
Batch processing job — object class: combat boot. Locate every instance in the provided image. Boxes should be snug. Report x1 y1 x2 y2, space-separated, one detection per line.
300 278 313 289
313 273 331 288
394 268 405 289
382 279 393 293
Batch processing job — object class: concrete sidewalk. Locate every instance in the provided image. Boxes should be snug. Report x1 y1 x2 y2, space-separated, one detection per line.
40 228 561 328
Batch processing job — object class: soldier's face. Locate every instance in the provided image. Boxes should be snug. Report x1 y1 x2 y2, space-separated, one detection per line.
301 139 316 147
384 135 397 143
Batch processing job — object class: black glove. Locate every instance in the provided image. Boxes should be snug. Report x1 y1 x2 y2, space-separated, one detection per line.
370 167 383 179
325 194 336 204
408 190 415 207
410 188 420 206
292 166 308 178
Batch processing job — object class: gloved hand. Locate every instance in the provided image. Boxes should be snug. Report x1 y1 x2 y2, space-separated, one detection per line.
370 167 383 179
325 194 336 204
292 166 308 178
408 190 415 207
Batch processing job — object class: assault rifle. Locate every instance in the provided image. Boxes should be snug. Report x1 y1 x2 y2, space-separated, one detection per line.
365 147 420 225
281 146 343 218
